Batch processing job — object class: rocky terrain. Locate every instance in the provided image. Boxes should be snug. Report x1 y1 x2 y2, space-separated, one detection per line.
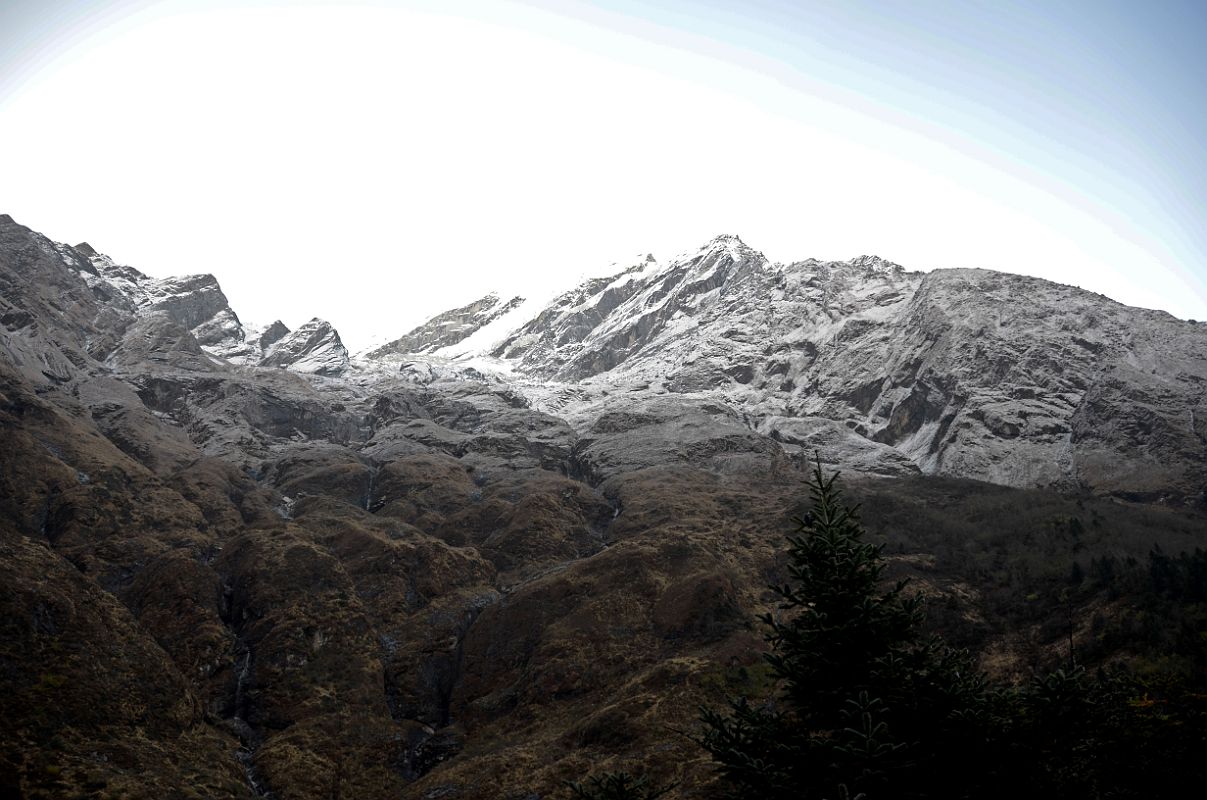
481 234 1207 501
367 293 526 359
1 212 1205 799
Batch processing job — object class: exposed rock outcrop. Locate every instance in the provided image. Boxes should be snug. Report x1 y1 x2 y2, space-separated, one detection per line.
368 293 525 358
471 234 1206 502
260 317 350 376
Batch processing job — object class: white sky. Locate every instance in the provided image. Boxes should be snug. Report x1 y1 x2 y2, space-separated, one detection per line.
1 0 1204 348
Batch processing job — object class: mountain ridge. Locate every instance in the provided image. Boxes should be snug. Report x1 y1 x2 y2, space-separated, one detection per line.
5 213 1202 502
389 230 1205 503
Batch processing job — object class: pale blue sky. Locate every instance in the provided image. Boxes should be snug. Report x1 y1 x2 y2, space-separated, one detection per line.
1 0 1203 344
530 0 1206 279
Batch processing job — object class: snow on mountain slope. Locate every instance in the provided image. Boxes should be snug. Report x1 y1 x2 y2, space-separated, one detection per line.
72 242 248 354
362 233 1207 500
64 242 352 375
6 211 1202 502
365 292 525 359
260 317 350 376
491 235 915 385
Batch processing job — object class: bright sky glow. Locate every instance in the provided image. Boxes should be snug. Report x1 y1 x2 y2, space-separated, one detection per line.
1 0 1204 347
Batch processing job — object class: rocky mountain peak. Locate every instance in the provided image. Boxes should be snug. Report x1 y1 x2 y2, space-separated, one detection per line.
260 317 349 376
847 254 905 275
366 292 525 359
2 223 350 377
258 320 290 348
401 234 1207 502
684 233 765 271
484 235 779 381
698 232 753 253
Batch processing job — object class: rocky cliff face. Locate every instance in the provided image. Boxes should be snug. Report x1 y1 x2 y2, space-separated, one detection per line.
1 213 1204 800
34 234 353 377
74 241 248 355
428 234 1206 502
367 292 525 359
259 317 350 376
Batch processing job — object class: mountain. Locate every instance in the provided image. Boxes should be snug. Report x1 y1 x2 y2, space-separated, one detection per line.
366 292 525 359
259 317 350 376
42 233 353 377
1 213 1204 800
73 239 248 356
374 233 1207 504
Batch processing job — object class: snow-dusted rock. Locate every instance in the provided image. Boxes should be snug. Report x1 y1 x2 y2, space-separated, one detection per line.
60 240 355 378
71 244 250 357
377 233 1207 502
569 394 790 486
221 319 292 364
4 211 1203 504
260 318 350 376
759 416 922 478
367 292 524 358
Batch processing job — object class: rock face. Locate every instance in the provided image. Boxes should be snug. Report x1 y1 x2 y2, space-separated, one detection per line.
467 234 1206 503
73 242 249 357
260 317 350 375
1 213 1205 800
367 292 525 358
232 318 293 363
37 236 353 376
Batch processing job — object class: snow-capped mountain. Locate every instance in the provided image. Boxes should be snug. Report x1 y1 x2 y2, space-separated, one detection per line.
259 317 349 376
364 233 1207 501
4 213 1203 501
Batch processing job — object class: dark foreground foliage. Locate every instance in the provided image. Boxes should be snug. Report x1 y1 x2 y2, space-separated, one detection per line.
698 460 1207 799
848 475 1207 675
565 771 677 800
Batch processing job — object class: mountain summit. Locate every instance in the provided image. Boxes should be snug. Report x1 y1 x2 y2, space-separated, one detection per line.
366 292 525 359
4 214 1202 501
370 232 1205 502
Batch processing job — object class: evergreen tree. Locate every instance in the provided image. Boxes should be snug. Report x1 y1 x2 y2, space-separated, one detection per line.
699 459 991 799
